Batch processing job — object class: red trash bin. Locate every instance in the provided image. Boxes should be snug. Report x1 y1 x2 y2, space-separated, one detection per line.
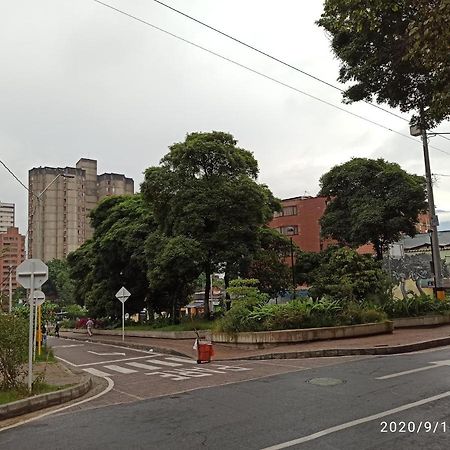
196 340 214 364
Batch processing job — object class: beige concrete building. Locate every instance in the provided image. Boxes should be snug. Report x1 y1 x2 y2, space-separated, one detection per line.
28 158 134 261
0 202 15 233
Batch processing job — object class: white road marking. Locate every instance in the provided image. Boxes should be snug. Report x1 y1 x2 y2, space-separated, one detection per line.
87 351 126 356
103 365 138 374
260 390 450 450
165 357 197 364
145 371 190 381
213 364 252 372
126 362 163 370
82 367 112 377
52 344 85 349
148 359 182 367
75 355 156 367
376 359 450 380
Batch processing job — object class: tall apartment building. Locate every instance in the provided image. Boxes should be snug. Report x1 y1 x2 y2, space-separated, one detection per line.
0 202 15 233
0 227 26 296
28 158 134 262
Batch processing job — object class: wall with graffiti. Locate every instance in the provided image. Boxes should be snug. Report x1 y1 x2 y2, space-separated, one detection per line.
383 253 449 299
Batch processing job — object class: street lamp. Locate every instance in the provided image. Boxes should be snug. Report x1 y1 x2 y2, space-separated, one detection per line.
410 121 448 299
286 227 296 299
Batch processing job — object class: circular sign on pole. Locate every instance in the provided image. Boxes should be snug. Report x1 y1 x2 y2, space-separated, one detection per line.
16 259 49 289
28 289 46 307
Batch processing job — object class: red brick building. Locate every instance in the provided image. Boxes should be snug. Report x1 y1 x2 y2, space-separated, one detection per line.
268 196 432 255
268 196 332 252
0 227 26 295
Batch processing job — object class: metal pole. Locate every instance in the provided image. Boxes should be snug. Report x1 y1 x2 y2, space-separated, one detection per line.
122 301 125 342
37 305 42 356
290 237 295 299
420 113 443 296
28 271 35 392
8 265 12 313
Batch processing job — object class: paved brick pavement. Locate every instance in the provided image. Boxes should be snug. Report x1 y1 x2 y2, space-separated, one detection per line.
60 324 450 361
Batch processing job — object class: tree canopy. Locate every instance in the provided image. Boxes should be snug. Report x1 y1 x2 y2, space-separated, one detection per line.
317 0 450 127
319 158 426 259
68 194 155 318
141 131 280 316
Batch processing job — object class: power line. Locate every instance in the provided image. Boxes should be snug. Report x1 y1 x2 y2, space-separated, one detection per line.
0 159 29 192
150 0 450 144
93 1 450 157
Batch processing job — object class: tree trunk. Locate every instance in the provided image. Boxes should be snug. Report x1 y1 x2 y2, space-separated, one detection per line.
374 240 383 261
204 263 211 318
224 263 231 311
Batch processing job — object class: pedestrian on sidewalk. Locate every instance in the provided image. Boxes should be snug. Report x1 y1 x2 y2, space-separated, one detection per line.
55 321 60 338
86 318 94 337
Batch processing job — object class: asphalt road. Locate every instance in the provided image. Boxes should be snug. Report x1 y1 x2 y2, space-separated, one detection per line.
1 342 450 449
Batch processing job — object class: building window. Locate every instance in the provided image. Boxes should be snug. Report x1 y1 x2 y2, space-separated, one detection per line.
273 205 298 218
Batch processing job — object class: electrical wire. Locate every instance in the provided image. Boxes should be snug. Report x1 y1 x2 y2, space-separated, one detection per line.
149 0 450 144
92 0 450 156
0 159 29 192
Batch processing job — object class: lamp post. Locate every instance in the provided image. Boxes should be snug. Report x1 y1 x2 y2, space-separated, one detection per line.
286 227 296 299
410 121 448 299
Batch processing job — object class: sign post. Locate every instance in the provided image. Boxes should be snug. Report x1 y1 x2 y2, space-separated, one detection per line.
16 259 48 392
115 286 131 342
29 290 46 358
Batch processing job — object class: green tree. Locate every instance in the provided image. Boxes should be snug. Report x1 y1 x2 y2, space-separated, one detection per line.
317 0 450 127
68 194 155 318
42 259 75 305
319 158 426 260
309 247 391 303
246 227 292 298
141 131 279 316
146 235 203 323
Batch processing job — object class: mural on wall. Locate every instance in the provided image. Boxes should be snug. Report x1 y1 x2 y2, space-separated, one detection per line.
383 253 449 299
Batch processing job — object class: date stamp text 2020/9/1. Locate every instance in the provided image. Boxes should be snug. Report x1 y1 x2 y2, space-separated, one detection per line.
380 421 448 433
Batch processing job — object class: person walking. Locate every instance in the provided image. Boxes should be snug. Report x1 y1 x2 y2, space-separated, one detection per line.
86 318 94 337
54 321 60 338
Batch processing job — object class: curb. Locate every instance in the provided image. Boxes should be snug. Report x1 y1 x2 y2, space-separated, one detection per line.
63 333 450 362
217 336 450 361
62 335 190 358
0 375 92 421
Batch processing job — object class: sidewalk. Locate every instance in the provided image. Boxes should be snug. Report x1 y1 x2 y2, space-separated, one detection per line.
61 324 450 361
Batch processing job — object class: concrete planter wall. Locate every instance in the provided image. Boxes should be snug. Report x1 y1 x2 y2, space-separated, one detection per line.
393 314 450 328
211 321 394 348
66 328 207 340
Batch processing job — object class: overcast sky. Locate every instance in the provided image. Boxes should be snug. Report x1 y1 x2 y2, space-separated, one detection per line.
2 0 449 236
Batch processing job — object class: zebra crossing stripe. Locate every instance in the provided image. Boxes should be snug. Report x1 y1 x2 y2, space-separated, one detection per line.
147 359 182 367
83 367 111 377
165 357 197 364
126 362 163 370
104 364 138 374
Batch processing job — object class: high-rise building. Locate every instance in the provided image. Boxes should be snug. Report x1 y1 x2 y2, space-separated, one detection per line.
0 227 26 297
28 158 134 261
0 202 15 233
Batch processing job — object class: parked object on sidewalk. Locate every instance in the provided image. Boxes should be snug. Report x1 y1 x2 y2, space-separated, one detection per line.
193 338 214 364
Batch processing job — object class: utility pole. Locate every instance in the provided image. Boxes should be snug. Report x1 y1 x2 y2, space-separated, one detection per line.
8 265 13 313
411 110 444 299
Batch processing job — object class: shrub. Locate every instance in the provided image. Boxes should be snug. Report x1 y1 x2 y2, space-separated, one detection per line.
0 314 28 389
382 294 450 318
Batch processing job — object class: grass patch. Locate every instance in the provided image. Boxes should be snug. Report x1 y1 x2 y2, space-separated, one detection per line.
0 382 69 405
35 346 56 363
